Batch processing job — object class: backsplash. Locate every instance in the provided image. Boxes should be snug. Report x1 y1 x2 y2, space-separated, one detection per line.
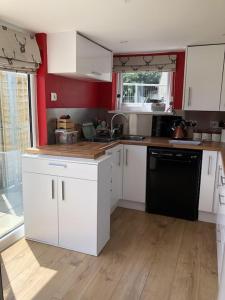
47 108 109 144
184 111 225 130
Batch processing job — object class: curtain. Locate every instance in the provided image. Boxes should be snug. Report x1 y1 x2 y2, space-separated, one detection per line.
0 25 41 72
113 54 177 73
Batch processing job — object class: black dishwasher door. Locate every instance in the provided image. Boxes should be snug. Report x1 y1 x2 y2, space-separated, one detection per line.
146 147 202 220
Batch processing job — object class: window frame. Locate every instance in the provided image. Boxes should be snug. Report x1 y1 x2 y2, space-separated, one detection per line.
117 71 173 112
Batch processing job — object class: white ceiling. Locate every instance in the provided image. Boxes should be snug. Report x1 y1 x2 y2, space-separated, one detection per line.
1 0 225 53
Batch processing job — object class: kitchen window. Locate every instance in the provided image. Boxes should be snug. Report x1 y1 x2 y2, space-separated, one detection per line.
0 70 33 240
117 71 172 111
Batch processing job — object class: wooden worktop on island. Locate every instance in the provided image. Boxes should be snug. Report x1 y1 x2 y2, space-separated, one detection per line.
25 137 225 160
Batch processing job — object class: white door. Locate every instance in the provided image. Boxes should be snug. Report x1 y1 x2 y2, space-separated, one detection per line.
123 145 147 203
184 45 225 111
199 151 218 212
58 176 98 255
22 172 58 245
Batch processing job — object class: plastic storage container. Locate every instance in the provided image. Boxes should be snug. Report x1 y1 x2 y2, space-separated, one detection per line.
55 129 78 144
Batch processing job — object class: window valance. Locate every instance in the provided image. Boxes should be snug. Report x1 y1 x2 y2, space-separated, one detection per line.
113 54 177 73
0 25 41 73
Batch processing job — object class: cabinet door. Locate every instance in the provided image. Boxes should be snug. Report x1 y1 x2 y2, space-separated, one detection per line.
76 34 112 82
106 145 123 210
199 151 218 212
184 45 225 111
58 177 98 255
123 145 147 203
22 172 58 245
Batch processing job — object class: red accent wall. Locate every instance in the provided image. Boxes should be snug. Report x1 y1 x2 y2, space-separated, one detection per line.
35 33 113 145
36 33 185 145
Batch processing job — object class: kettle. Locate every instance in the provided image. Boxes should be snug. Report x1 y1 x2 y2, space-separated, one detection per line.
172 119 186 139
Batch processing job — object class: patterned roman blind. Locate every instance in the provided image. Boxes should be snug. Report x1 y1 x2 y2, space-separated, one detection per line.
113 54 177 73
0 26 41 73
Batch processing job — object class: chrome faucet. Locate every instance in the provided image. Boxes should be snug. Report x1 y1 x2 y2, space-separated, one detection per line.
110 113 128 138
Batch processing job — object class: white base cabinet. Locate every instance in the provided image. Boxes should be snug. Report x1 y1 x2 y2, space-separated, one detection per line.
199 150 218 213
22 154 111 256
122 145 147 203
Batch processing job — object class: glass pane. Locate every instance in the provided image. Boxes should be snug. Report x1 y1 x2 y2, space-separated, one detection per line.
0 71 31 239
122 71 170 105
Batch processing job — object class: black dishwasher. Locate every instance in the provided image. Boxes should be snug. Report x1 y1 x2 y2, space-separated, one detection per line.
146 147 202 220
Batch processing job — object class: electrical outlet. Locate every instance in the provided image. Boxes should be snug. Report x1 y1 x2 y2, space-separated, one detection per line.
51 92 57 101
210 120 219 129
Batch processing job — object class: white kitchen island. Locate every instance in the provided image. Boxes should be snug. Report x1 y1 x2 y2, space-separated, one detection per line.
22 153 111 256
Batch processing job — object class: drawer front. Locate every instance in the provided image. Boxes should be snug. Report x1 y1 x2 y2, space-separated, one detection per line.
22 157 98 180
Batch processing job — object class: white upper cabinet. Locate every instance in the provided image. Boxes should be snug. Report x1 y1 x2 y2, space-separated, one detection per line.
47 31 112 82
183 45 225 111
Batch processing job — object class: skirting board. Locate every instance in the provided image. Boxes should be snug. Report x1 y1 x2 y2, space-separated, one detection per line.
118 200 216 224
118 199 145 211
198 211 216 224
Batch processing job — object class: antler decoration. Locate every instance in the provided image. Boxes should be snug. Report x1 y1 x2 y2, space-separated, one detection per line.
32 54 39 69
119 57 129 66
157 65 164 71
143 56 153 66
2 48 15 65
168 55 176 64
15 34 27 53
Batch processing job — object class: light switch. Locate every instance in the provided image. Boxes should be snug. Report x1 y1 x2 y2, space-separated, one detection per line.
51 92 57 101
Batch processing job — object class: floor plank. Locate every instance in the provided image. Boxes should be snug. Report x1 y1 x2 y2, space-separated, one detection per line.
1 208 218 300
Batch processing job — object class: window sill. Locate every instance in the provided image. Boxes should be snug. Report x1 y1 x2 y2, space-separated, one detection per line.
108 110 174 115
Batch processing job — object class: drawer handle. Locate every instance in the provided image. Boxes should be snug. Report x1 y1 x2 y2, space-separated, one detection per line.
62 181 65 201
219 194 225 206
49 162 67 168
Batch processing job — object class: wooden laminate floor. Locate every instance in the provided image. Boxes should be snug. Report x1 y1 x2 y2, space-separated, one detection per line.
1 208 218 300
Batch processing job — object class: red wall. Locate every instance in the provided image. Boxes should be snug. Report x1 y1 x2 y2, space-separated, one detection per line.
36 33 185 144
35 33 113 145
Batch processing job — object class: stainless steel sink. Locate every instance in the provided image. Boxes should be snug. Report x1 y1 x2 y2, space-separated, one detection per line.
120 135 146 141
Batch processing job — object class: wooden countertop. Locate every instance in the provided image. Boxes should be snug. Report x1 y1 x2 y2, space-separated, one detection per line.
25 137 225 161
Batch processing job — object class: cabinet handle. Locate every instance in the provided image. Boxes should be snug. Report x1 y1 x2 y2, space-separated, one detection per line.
187 87 191 107
62 181 65 201
91 71 102 76
49 162 67 168
125 149 128 166
207 156 212 175
217 166 222 188
117 150 121 166
219 194 225 205
221 175 225 186
51 180 55 199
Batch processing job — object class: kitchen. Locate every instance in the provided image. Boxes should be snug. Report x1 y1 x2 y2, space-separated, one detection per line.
0 1 225 299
